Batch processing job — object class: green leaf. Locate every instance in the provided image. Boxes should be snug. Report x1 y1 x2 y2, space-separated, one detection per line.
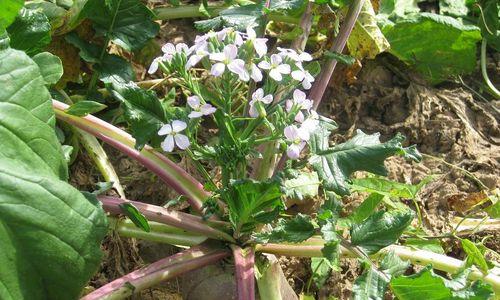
281 170 320 201
380 251 410 277
0 0 24 29
320 218 340 265
309 130 421 195
311 257 332 289
268 0 306 15
65 32 135 83
405 238 445 254
381 13 482 84
25 1 67 29
485 200 499 218
461 239 489 274
350 193 384 223
0 159 107 300
195 4 264 31
83 0 159 51
324 51 356 65
0 48 67 179
351 210 414 254
377 0 419 21
6 8 51 56
110 80 166 150
31 52 63 85
347 0 390 60
478 0 500 51
65 100 107 117
351 176 433 200
353 265 390 300
390 266 494 299
308 115 338 154
440 0 469 17
224 179 283 235
119 202 151 232
253 214 315 243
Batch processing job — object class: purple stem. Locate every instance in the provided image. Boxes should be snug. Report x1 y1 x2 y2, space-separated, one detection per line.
81 244 230 300
232 246 255 300
309 0 365 110
52 100 208 214
99 196 235 243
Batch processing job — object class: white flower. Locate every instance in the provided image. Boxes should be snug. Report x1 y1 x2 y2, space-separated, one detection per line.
291 64 315 89
250 63 263 82
246 26 268 57
158 120 190 152
249 88 273 117
284 125 309 159
186 44 209 69
258 54 290 81
187 96 216 118
300 110 319 134
220 27 244 46
161 43 189 63
209 44 249 80
148 56 162 74
285 89 313 122
277 47 313 63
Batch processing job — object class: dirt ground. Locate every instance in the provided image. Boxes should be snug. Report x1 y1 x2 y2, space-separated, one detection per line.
72 17 500 300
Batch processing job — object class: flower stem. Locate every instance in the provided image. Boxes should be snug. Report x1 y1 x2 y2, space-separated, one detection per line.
255 242 500 293
232 245 256 300
99 196 235 243
480 39 500 99
52 100 209 214
309 0 365 109
81 243 230 300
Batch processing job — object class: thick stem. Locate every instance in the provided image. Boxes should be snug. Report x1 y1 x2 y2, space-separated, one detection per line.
109 217 207 247
309 0 365 110
232 246 256 300
81 244 230 300
99 196 235 243
52 100 208 213
480 39 500 99
291 2 314 51
255 242 500 293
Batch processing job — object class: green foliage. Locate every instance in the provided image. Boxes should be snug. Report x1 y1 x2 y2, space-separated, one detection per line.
119 202 151 232
6 8 51 56
224 179 283 236
381 13 482 84
0 45 107 299
309 130 421 196
280 170 320 201
0 0 24 30
110 80 167 150
267 0 306 15
31 52 63 85
351 176 433 200
440 0 469 17
195 4 264 31
390 266 494 299
351 210 414 254
477 0 499 51
310 257 333 289
253 213 315 243
404 238 445 254
65 100 107 117
324 51 356 65
350 193 385 223
461 239 489 273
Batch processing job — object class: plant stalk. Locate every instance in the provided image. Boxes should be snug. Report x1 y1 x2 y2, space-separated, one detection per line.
232 246 256 300
99 196 235 243
52 100 208 213
309 0 365 109
255 242 500 293
480 39 500 99
81 244 230 300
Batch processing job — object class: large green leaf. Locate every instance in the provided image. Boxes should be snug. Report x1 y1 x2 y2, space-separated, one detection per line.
280 170 320 201
32 52 64 85
6 8 51 56
195 4 264 32
351 176 433 200
224 179 283 236
83 0 159 51
350 209 414 254
0 0 24 30
0 159 107 300
390 266 493 300
109 80 167 150
253 213 315 243
381 13 482 84
309 130 420 196
0 48 67 179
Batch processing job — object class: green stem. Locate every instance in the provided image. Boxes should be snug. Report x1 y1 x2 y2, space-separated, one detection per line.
480 39 500 99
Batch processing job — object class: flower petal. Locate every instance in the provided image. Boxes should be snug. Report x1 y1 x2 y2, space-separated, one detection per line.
291 70 305 81
224 44 238 60
254 39 268 57
161 43 175 54
286 144 302 159
293 89 306 102
252 88 264 101
251 63 263 82
148 58 159 74
158 124 172 135
187 96 201 109
284 125 299 141
201 104 216 115
276 64 291 74
270 54 282 65
161 135 175 152
188 111 204 119
171 120 187 132
269 69 283 81
261 94 273 104
258 61 271 70
249 104 258 118
174 134 190 150
228 59 249 81
211 63 226 76
209 52 226 62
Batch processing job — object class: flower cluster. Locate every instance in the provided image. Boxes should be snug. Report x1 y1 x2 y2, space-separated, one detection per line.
150 26 319 160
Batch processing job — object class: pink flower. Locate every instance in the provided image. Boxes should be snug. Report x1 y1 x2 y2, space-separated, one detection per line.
249 88 273 118
258 54 290 81
187 96 216 118
158 120 190 152
284 125 310 159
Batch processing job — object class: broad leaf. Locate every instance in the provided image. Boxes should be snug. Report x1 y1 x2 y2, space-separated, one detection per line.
253 214 315 243
65 100 107 117
309 130 421 195
110 80 167 150
324 51 356 65
0 48 67 179
461 239 489 274
24 1 67 29
32 52 63 85
224 179 283 236
119 202 151 232
6 8 51 56
380 251 410 277
350 193 384 223
390 266 494 299
381 13 481 84
268 0 306 15
351 210 414 254
404 238 445 254
281 170 320 201
311 257 333 289
0 160 108 300
0 0 24 29
347 0 390 59
83 0 159 51
351 176 433 199
353 265 389 300
439 0 468 17
478 0 499 51
195 4 264 32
